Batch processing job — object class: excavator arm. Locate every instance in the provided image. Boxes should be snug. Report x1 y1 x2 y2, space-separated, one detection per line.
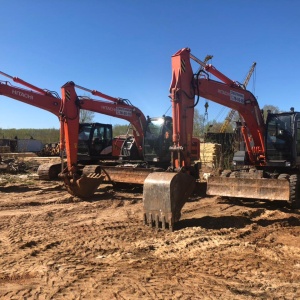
219 62 257 133
196 79 265 164
0 71 61 116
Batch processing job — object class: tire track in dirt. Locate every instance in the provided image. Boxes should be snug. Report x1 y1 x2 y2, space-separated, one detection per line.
0 178 300 299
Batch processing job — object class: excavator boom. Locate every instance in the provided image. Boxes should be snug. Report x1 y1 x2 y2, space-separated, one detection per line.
219 62 256 133
74 86 147 158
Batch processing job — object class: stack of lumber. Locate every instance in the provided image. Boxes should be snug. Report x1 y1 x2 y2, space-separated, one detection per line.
199 142 221 168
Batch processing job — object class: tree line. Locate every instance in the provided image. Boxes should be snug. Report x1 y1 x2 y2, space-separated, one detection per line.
0 105 280 144
0 125 131 144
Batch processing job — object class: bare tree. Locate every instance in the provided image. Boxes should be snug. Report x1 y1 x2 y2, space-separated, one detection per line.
80 110 95 123
262 104 280 121
193 108 205 138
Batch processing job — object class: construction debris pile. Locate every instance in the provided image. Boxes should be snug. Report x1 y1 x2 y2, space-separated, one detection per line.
39 143 60 156
0 156 27 173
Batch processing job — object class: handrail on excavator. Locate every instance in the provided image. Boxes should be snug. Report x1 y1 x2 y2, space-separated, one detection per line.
74 82 122 104
0 70 60 98
0 70 50 95
189 52 238 87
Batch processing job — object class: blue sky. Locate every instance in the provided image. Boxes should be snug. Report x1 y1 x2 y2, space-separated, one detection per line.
1 0 299 129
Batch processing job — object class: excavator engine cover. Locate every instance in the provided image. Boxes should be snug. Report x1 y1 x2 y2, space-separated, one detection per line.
143 172 195 231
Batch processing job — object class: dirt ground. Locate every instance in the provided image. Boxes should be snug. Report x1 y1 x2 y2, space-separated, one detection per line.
0 166 300 299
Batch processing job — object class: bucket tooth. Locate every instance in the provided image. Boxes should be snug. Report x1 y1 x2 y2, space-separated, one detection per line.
155 215 159 229
143 172 195 230
143 213 147 225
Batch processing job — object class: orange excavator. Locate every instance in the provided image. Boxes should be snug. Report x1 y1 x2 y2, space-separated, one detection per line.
56 81 200 197
0 72 147 179
143 47 300 230
57 81 147 197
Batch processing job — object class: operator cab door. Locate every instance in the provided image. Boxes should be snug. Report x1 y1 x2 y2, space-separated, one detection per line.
265 113 293 163
78 123 113 158
90 123 113 157
144 116 172 164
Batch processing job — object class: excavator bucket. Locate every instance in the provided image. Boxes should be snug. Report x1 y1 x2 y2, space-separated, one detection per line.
143 172 196 231
63 172 106 198
207 177 290 201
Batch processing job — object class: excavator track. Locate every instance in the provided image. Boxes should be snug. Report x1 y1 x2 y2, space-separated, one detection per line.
37 163 62 180
289 174 300 209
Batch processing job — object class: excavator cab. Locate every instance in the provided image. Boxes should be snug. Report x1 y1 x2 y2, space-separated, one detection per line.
265 112 298 166
232 111 299 169
143 116 172 166
77 123 113 160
